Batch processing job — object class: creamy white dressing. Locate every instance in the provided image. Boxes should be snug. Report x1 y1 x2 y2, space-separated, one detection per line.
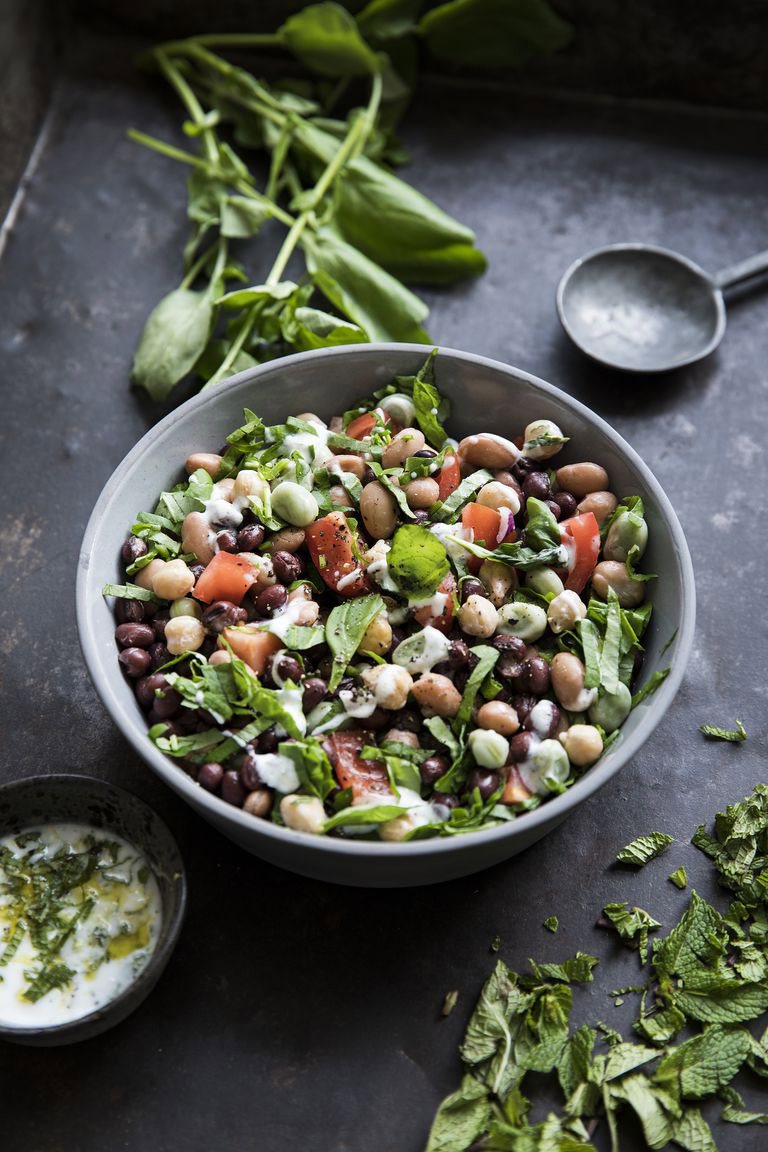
364 541 400 593
392 625 452 674
371 666 402 707
250 753 300 793
280 419 332 486
528 700 558 739
0 824 162 1029
337 567 364 591
274 685 307 737
338 687 378 718
408 591 448 619
430 521 473 565
254 597 312 641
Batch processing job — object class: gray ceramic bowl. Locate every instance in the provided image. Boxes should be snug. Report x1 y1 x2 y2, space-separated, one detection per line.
0 775 186 1045
77 344 695 887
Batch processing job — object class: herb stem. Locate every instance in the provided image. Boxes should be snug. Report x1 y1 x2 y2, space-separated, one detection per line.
161 32 283 53
154 49 219 165
203 303 260 390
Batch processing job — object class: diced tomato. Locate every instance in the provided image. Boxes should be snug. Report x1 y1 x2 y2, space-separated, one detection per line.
222 627 282 675
460 503 516 572
330 731 390 798
305 512 369 597
437 452 461 500
193 552 256 605
346 406 394 441
559 512 600 594
413 572 457 635
502 765 533 805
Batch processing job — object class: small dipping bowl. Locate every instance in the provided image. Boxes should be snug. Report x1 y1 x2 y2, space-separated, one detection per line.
0 775 186 1046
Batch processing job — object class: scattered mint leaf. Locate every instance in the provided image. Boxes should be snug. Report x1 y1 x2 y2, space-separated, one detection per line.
616 833 674 867
631 667 670 709
442 989 459 1017
669 866 688 890
544 915 559 934
700 722 747 743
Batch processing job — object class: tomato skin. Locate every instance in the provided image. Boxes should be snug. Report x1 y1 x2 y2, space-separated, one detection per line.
222 627 282 674
502 765 533 805
192 552 256 605
413 572 457 635
330 731 390 798
460 502 516 573
559 512 600 594
305 512 369 597
346 407 394 441
437 453 461 500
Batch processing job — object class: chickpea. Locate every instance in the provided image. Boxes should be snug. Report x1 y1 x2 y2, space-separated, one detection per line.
523 419 566 461
458 432 520 469
476 481 521 516
405 477 440 509
381 427 426 468
577 490 618 527
363 664 413 710
476 700 520 736
384 728 420 748
233 469 269 506
295 411 324 425
525 567 564 598
185 452 222 477
550 652 596 712
479 559 516 607
360 481 398 540
280 794 326 834
547 589 587 634
497 601 547 642
271 481 319 527
555 463 609 499
216 478 236 503
379 393 416 426
321 454 366 481
589 683 632 733
182 511 215 565
592 561 645 608
152 558 195 601
165 615 205 655
560 724 603 767
468 728 509 769
293 600 320 626
410 673 462 718
357 614 393 657
604 510 648 564
379 809 424 842
243 789 272 818
267 527 306 554
458 594 499 638
208 649 233 666
134 557 166 591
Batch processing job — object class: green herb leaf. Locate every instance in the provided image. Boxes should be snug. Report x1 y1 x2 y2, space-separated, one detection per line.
388 524 449 600
424 1074 490 1152
131 286 214 400
325 593 384 691
279 1 382 77
669 866 688 890
543 915 559 933
631 668 670 708
700 721 747 743
420 0 573 69
602 902 661 964
454 645 499 732
616 832 674 867
431 469 494 523
322 803 404 831
278 739 336 800
442 988 459 1017
101 582 157 602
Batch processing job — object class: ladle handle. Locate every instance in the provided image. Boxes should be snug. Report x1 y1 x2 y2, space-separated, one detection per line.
715 249 768 290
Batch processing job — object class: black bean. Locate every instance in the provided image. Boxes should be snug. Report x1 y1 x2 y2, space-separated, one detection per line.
150 684 183 720
546 499 562 522
254 584 287 618
511 458 534 481
465 769 501 801
553 491 577 519
238 749 263 791
302 677 327 712
510 694 537 724
390 708 421 733
151 612 170 640
315 656 335 683
272 550 304 584
118 647 151 678
216 529 238 553
202 600 248 634
493 634 526 658
508 731 535 762
495 471 524 503
116 598 145 624
254 728 278 754
366 708 390 732
460 577 485 603
362 465 376 486
147 642 170 671
198 762 223 793
237 523 265 551
413 448 437 458
523 700 561 738
221 770 246 807
521 656 550 695
446 639 470 668
176 709 200 733
411 509 429 524
115 622 155 648
136 672 165 710
121 536 147 565
148 718 184 739
189 564 205 583
523 471 551 501
274 653 302 684
420 754 450 787
435 793 460 811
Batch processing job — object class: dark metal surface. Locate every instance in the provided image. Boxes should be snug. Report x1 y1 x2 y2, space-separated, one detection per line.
1 31 767 1151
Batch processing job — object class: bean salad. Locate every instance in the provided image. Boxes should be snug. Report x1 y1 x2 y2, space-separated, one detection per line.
104 351 657 841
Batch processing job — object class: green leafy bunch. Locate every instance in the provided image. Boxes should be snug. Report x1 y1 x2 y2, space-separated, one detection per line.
128 0 572 400
425 783 768 1151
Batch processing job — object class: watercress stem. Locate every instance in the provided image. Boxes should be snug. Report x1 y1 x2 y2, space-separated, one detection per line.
203 302 259 389
154 50 219 165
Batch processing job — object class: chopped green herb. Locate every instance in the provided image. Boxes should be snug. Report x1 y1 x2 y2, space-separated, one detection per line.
669 866 688 890
441 989 459 1017
616 832 673 867
543 915 559 933
631 668 670 708
700 721 747 743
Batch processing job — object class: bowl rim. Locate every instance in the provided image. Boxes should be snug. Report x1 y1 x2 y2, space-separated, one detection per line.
0 773 187 1038
76 342 696 863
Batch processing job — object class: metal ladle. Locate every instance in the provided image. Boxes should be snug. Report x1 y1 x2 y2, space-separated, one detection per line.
556 243 768 372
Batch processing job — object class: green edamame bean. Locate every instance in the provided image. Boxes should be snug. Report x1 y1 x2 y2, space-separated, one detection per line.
468 728 508 769
271 481 319 527
525 567 564 598
588 682 632 733
523 739 570 794
604 510 648 563
497 601 547 642
169 597 203 620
